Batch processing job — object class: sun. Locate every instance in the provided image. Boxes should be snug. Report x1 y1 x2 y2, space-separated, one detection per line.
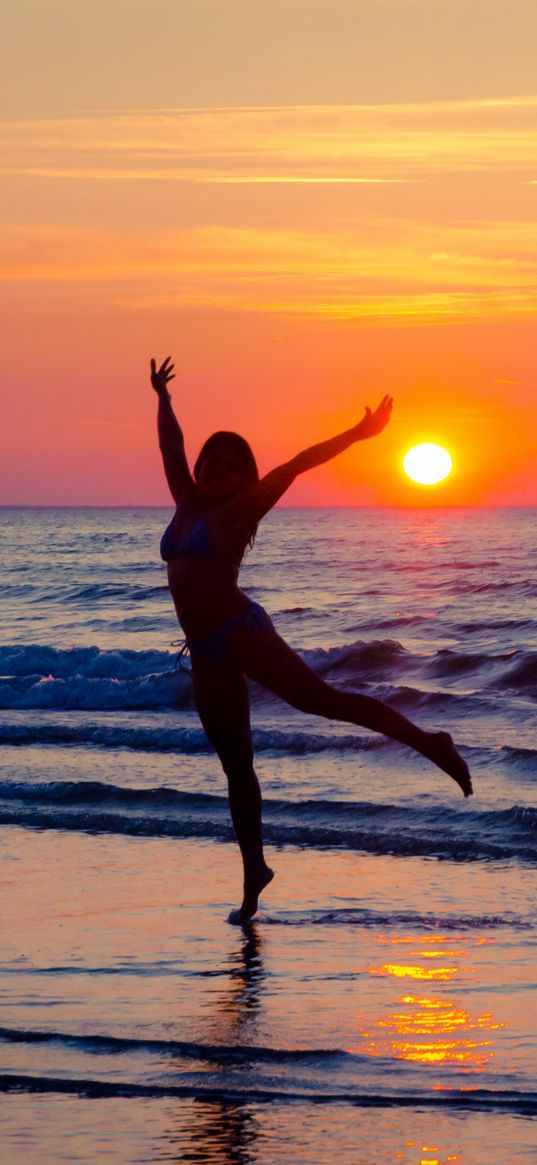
403 443 453 486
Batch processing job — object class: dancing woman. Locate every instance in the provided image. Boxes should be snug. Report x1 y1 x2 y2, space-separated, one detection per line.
152 356 472 923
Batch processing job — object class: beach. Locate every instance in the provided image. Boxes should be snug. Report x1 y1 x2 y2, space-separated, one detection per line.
1 505 536 1163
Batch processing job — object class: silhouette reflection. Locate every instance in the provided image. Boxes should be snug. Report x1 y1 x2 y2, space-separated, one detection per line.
161 1100 259 1165
221 923 266 1027
158 923 266 1163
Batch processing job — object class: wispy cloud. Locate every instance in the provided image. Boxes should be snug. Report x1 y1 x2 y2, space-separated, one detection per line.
0 167 408 184
1 98 535 326
2 220 536 324
0 97 536 183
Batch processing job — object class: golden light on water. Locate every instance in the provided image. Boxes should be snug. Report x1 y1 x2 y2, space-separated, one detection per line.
357 935 506 1072
403 443 453 485
358 992 502 1069
373 962 459 981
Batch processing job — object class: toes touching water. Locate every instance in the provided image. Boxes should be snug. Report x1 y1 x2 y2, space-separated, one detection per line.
228 865 275 925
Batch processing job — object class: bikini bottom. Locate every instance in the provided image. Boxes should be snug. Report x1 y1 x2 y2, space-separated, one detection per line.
185 600 273 666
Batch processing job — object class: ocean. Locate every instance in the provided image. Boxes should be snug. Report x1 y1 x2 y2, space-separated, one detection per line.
0 505 535 1163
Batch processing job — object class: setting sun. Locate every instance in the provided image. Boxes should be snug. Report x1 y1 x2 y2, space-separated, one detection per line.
403 443 453 486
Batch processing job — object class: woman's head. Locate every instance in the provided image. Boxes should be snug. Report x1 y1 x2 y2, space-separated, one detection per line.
193 431 259 501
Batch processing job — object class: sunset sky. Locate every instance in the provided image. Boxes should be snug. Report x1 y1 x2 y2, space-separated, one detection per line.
2 0 536 505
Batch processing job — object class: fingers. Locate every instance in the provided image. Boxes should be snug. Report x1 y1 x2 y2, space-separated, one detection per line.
150 356 174 373
359 394 393 435
364 395 393 417
151 356 175 388
374 395 393 421
150 355 175 394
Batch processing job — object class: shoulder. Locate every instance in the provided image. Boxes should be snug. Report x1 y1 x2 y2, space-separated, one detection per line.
241 462 297 522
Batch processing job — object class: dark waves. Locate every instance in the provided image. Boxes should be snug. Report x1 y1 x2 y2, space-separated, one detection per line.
1 1026 536 1113
0 1074 535 1115
0 716 534 779
0 719 385 754
262 906 536 931
1 780 535 863
0 1025 348 1066
1 638 536 712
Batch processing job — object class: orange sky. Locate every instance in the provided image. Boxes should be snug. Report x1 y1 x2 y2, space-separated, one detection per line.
1 1 536 505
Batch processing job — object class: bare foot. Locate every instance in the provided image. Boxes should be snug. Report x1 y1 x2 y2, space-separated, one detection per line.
228 865 275 925
425 730 473 797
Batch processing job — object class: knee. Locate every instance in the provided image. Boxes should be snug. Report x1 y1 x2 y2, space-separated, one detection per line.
224 761 257 789
225 766 260 812
291 678 331 717
216 743 255 783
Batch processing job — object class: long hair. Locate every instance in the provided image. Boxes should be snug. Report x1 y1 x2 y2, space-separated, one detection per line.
193 431 259 548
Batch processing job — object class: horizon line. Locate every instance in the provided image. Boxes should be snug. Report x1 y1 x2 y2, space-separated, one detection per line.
1 503 535 512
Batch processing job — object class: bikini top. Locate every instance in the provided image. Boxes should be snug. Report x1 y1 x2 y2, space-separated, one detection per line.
160 509 240 570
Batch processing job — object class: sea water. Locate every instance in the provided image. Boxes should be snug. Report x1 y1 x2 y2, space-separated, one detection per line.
0 507 535 1163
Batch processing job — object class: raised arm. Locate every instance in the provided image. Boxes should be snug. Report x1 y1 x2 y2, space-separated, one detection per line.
249 395 393 520
151 357 193 503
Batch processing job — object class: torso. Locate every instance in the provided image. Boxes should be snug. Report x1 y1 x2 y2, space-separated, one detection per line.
161 492 253 638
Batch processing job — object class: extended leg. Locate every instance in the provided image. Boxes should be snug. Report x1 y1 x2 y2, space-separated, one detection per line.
233 624 472 797
191 658 274 922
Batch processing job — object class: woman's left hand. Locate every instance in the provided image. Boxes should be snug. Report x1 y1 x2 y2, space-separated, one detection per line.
354 395 393 439
151 356 175 398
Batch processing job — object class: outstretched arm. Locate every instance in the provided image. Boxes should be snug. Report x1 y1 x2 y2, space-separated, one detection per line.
249 395 393 519
151 357 193 503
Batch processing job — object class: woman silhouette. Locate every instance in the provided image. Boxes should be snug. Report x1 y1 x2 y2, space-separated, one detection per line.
152 356 472 923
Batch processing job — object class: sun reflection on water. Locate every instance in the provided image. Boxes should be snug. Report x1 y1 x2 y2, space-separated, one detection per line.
373 963 460 981
357 934 505 1072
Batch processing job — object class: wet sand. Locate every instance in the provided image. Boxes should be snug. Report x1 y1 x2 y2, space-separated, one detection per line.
1 825 535 1164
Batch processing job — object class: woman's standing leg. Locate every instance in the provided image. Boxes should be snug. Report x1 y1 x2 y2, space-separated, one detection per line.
191 658 274 922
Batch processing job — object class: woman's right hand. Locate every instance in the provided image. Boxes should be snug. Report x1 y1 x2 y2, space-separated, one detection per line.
354 395 393 439
150 356 175 398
